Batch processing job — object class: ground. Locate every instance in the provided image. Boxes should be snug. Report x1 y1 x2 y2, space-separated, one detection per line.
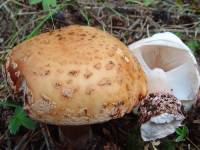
0 0 200 149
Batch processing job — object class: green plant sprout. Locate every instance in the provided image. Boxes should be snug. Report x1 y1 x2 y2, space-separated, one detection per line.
175 125 189 142
0 100 36 134
29 0 57 11
175 125 200 149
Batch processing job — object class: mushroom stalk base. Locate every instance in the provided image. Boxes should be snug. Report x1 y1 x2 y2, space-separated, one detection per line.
59 125 92 149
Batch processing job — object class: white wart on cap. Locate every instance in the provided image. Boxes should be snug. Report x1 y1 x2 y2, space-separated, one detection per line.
5 25 147 125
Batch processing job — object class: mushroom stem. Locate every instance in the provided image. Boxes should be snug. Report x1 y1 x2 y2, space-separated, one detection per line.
58 125 92 149
147 68 172 93
137 66 186 141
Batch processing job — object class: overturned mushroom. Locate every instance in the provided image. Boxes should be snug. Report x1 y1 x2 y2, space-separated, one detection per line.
128 32 200 141
5 25 147 147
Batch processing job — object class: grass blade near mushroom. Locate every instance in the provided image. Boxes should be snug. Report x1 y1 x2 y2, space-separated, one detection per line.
26 0 73 40
4 0 73 47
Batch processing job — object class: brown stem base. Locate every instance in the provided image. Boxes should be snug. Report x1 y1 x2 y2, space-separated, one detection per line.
58 125 92 149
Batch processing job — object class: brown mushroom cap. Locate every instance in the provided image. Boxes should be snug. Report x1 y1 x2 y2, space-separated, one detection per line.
5 25 147 125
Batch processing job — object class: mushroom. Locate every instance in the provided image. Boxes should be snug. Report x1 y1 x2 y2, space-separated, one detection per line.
5 25 147 147
128 32 200 141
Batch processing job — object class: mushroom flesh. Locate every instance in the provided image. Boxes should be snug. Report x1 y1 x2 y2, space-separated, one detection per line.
128 32 199 141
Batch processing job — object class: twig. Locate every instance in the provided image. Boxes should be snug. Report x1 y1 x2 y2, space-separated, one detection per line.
5 130 12 150
0 134 4 143
107 25 200 34
186 137 200 150
40 124 51 150
16 11 45 16
3 4 20 30
76 1 200 18
193 120 200 124
10 0 31 8
40 124 55 150
45 125 55 147
89 12 106 31
0 0 9 9
14 131 31 150
0 50 11 54
39 142 46 150
21 130 43 150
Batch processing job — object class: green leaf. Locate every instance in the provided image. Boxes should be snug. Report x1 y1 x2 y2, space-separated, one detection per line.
21 117 36 130
182 126 189 137
176 0 183 5
42 0 57 11
8 107 36 134
0 101 36 134
8 117 21 134
25 10 56 40
143 0 154 6
175 135 184 142
173 32 183 38
187 40 200 53
175 126 189 142
175 127 182 135
29 0 42 5
29 0 58 11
